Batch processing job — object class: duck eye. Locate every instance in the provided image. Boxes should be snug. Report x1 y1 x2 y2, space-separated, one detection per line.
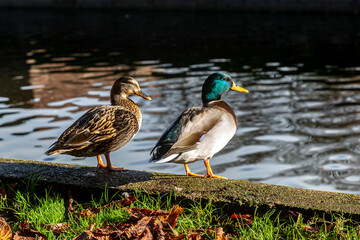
222 77 227 80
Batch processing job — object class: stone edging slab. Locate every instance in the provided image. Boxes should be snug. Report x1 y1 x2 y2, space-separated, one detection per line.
0 157 359 216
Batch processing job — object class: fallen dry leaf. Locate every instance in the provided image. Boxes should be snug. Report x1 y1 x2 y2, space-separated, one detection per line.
230 213 253 225
302 225 320 233
0 217 12 240
185 227 226 240
171 234 186 240
311 219 334 229
216 227 230 240
94 196 137 214
282 210 316 223
160 205 184 228
14 220 47 240
14 228 47 240
131 216 153 239
40 223 70 234
73 205 183 240
188 233 204 240
110 195 137 208
128 208 169 217
302 219 334 234
73 223 115 240
158 221 179 237
280 210 302 222
154 220 170 240
67 190 75 214
73 231 110 240
73 230 124 240
230 214 252 219
76 208 96 219
74 196 137 220
72 231 98 240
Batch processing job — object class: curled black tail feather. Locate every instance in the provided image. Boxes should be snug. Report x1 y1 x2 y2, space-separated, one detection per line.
149 144 172 162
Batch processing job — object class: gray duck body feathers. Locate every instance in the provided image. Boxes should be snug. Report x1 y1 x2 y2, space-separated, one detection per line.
150 100 237 164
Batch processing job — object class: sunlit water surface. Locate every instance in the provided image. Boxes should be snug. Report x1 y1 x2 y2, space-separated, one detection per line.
1 10 360 193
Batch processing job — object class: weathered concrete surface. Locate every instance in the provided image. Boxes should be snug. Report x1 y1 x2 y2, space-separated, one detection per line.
0 0 358 12
1 157 360 217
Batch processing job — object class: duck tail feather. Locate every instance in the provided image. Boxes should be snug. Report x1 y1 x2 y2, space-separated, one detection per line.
154 153 181 163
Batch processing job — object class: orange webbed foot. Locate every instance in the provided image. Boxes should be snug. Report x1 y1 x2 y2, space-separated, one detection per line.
204 173 227 179
203 159 227 179
184 164 203 177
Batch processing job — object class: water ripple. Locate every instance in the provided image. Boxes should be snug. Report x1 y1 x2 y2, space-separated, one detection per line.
1 38 360 193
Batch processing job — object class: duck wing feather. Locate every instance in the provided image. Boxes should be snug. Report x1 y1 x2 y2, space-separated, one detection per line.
150 106 222 161
46 105 138 154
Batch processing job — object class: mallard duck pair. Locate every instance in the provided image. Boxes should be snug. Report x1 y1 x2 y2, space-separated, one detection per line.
46 73 249 178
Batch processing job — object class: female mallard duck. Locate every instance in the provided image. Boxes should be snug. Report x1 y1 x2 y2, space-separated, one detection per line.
45 76 151 171
150 72 248 178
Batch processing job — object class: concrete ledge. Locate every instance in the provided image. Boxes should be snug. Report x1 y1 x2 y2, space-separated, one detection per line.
1 157 360 217
0 0 358 12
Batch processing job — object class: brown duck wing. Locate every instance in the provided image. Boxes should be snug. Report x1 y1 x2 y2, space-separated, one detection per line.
46 105 139 155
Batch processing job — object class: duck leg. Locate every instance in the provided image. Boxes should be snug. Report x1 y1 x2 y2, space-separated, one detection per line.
104 153 126 171
97 154 125 171
184 164 203 177
97 155 107 168
203 158 227 179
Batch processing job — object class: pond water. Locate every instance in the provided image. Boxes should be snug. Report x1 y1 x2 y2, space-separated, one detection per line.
1 10 360 193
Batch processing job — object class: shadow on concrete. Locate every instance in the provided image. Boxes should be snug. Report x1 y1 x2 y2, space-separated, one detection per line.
0 158 156 201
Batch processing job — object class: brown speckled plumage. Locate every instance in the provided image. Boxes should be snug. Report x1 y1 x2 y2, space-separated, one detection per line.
45 76 151 171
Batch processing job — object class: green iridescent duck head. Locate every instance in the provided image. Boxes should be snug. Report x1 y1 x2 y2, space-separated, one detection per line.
201 72 249 106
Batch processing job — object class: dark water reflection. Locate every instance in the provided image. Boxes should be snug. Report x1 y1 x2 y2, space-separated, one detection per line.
1 9 360 193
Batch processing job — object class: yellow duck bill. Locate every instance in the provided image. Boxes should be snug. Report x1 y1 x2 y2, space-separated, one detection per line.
231 81 249 93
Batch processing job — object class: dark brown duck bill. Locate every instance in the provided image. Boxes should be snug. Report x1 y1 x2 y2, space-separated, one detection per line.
135 89 152 100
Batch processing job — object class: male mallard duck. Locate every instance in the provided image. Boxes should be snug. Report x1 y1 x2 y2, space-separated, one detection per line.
45 76 151 171
149 72 248 178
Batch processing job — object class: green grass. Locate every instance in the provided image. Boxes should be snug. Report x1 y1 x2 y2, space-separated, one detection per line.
0 181 360 239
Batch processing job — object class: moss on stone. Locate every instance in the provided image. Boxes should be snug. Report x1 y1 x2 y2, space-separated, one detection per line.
0 157 359 217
